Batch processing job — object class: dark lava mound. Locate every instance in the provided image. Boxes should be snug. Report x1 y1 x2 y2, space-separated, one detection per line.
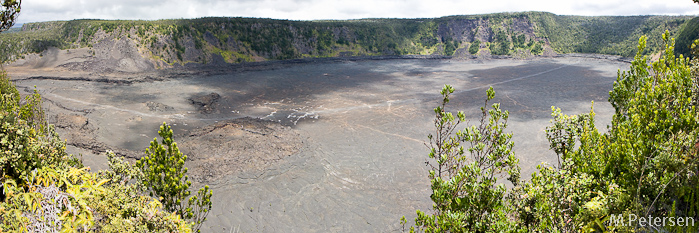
179 117 303 183
189 92 220 114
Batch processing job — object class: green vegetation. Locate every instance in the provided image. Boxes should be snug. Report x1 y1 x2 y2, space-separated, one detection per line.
538 14 688 56
405 32 699 232
409 85 520 232
1 1 697 231
675 16 699 58
0 6 209 227
0 12 691 65
468 40 480 55
490 30 511 55
0 0 21 32
531 41 543 55
443 37 459 56
137 123 212 233
0 70 200 231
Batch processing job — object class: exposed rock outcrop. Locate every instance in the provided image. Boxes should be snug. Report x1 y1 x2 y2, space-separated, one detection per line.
188 92 221 114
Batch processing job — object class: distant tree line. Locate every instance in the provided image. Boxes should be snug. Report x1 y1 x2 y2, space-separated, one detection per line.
0 12 693 65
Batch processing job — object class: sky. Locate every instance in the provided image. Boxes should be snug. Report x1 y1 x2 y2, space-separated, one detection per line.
16 0 699 24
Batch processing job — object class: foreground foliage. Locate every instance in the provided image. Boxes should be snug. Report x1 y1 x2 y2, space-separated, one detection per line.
0 0 21 32
0 71 203 232
137 123 212 233
408 31 699 232
407 86 520 232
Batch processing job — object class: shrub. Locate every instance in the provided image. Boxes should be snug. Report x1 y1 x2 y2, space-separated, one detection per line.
0 71 72 201
92 152 192 232
1 166 106 232
512 31 699 232
407 85 520 232
0 71 192 233
137 123 212 232
407 31 699 232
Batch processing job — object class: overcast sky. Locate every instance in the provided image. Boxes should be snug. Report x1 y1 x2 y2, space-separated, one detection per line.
17 0 699 24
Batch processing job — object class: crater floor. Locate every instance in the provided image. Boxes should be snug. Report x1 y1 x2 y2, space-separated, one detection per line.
11 57 628 232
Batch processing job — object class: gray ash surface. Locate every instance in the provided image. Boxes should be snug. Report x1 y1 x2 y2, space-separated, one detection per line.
12 57 629 232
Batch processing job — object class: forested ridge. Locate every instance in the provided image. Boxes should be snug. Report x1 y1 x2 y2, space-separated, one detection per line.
0 12 693 66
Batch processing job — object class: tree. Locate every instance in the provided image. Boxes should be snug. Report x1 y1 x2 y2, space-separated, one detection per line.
511 31 699 232
604 32 698 231
443 37 458 56
407 85 520 232
531 42 543 55
491 30 511 55
513 34 526 49
0 0 20 32
1 70 67 202
469 40 480 55
136 122 212 233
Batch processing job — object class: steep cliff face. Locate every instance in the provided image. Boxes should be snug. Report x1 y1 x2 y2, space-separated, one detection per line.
0 12 692 73
89 31 154 72
435 16 536 44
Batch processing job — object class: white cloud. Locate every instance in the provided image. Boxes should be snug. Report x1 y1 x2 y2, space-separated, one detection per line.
16 0 699 24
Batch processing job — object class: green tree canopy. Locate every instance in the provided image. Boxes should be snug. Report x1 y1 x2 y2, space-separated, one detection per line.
0 0 20 32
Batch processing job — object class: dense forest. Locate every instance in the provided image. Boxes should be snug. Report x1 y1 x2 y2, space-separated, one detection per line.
0 12 694 66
